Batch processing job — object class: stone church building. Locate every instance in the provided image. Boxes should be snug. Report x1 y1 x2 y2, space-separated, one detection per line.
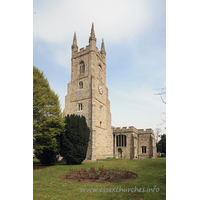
63 24 157 160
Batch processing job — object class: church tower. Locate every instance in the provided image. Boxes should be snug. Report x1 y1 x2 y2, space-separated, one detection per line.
63 23 113 160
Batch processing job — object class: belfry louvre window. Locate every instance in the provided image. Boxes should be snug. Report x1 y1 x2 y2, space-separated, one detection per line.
79 81 83 89
116 135 126 147
80 62 85 74
142 146 146 153
78 103 83 111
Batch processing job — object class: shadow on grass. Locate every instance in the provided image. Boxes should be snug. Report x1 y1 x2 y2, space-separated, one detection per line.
159 175 166 185
33 158 97 167
33 159 86 168
33 165 49 170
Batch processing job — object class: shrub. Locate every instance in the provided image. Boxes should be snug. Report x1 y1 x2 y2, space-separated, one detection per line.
60 114 90 165
36 149 58 166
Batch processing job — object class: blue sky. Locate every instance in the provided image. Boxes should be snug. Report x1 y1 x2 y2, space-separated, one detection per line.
33 0 166 132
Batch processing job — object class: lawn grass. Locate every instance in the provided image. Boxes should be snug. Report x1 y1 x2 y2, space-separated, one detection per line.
33 158 40 164
33 158 65 165
33 158 166 200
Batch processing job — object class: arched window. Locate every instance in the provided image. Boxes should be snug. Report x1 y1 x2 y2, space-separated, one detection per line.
80 62 85 74
79 81 83 89
116 135 126 147
98 65 102 77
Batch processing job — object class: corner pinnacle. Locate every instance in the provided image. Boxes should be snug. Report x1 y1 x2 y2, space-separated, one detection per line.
101 38 106 54
72 32 77 48
89 22 96 42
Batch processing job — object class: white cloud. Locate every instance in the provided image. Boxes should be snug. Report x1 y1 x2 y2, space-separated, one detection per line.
33 0 151 46
33 0 153 69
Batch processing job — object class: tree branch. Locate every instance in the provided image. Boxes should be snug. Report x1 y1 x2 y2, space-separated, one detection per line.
160 95 166 104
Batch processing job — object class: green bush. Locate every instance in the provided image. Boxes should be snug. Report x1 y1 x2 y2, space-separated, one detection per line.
60 114 90 165
36 149 58 165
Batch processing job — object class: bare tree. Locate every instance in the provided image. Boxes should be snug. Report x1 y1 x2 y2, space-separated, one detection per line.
157 118 166 131
154 128 162 143
154 87 166 104
155 87 166 130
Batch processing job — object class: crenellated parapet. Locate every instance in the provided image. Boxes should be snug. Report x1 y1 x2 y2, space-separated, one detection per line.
72 45 90 58
113 126 154 135
137 128 154 134
72 42 105 61
113 126 138 133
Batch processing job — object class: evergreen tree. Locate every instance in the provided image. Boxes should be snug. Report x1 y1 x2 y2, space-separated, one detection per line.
157 134 166 154
33 66 65 165
60 114 90 165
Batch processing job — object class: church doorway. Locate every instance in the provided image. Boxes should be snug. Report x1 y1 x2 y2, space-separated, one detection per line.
118 148 122 159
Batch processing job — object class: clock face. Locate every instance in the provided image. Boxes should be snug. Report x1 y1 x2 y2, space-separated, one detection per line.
99 84 103 94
